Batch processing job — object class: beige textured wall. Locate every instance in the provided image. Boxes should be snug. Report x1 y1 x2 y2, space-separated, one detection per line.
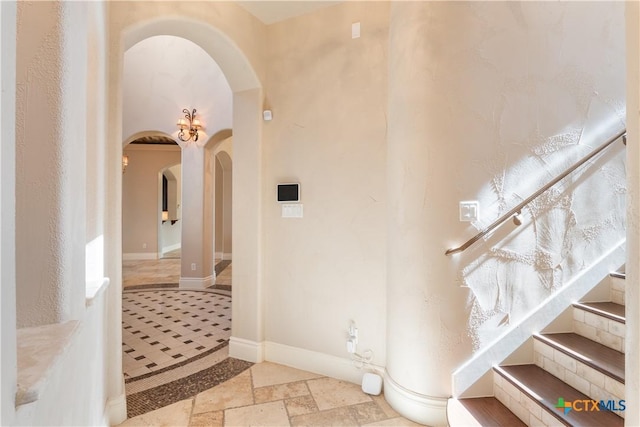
262 2 389 361
122 144 180 256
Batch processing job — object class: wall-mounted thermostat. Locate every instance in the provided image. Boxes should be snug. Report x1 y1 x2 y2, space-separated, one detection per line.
277 183 300 203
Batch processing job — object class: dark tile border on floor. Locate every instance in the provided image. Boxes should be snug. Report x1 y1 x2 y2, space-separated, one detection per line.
214 259 231 276
124 282 180 291
124 341 229 384
126 357 253 418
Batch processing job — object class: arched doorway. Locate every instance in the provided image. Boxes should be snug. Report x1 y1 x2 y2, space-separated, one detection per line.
107 10 265 417
112 13 264 363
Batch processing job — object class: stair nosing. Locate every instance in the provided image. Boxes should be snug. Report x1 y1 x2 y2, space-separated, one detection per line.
495 364 624 426
534 333 625 384
573 301 625 324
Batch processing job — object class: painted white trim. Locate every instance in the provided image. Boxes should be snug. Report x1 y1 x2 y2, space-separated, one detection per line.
215 251 223 260
264 341 383 385
104 391 127 426
85 277 109 306
161 243 181 254
384 371 448 426
229 336 264 363
222 252 232 261
122 252 158 261
179 275 214 289
452 240 626 397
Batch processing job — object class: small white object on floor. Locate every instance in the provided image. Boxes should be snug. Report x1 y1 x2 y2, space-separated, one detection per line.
362 372 382 395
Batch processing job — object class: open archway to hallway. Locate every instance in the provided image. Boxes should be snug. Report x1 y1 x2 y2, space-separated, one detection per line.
115 12 265 363
110 8 265 416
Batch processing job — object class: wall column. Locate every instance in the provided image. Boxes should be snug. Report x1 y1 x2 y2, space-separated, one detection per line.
15 1 87 327
625 2 640 424
1 1 17 424
385 2 469 425
180 144 214 288
228 88 263 362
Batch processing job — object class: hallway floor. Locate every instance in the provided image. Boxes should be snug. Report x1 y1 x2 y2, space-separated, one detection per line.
118 361 421 427
121 256 418 426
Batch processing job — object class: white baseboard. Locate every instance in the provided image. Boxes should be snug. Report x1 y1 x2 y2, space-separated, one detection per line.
384 371 448 426
229 338 385 388
215 252 233 261
229 337 264 363
104 391 127 426
179 275 214 289
264 341 383 385
122 252 158 261
162 243 181 254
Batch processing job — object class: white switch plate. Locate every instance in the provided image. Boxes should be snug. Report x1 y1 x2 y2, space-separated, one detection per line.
352 22 360 39
459 201 479 222
282 204 303 218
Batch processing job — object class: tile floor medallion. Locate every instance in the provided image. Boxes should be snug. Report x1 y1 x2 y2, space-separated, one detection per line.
123 259 245 418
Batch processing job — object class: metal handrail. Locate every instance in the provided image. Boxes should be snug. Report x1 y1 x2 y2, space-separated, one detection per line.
445 129 626 256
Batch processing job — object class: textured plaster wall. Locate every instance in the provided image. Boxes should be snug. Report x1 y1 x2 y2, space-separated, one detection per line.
122 145 181 255
263 2 389 363
438 2 627 352
15 1 88 327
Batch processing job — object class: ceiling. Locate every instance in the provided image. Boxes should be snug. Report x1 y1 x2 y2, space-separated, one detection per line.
236 1 344 25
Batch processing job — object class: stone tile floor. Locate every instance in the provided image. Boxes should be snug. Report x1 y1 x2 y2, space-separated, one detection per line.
122 289 232 379
118 362 421 427
121 256 420 426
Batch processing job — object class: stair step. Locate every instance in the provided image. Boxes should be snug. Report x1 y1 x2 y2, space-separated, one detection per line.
536 333 624 384
454 397 526 427
610 273 626 305
572 303 626 353
495 364 624 426
573 302 625 323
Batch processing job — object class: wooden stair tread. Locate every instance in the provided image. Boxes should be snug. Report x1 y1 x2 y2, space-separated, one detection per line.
573 301 625 323
536 333 624 383
496 364 624 427
457 397 526 427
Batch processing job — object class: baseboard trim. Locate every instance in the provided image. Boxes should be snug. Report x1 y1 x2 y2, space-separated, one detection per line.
263 341 384 385
104 391 127 426
229 337 264 363
222 252 232 261
179 275 214 289
384 371 448 426
161 243 181 254
123 252 158 261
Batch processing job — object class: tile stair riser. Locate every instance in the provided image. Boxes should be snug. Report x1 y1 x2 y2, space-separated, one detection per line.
572 308 625 353
533 340 625 419
493 371 563 427
610 277 625 306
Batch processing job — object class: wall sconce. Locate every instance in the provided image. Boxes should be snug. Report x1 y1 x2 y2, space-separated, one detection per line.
122 155 129 173
177 108 202 142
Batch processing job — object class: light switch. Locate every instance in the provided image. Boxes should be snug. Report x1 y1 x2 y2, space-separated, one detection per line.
352 22 360 39
459 201 479 222
282 204 303 218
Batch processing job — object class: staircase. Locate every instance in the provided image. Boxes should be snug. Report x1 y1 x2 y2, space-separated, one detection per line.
452 268 626 426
